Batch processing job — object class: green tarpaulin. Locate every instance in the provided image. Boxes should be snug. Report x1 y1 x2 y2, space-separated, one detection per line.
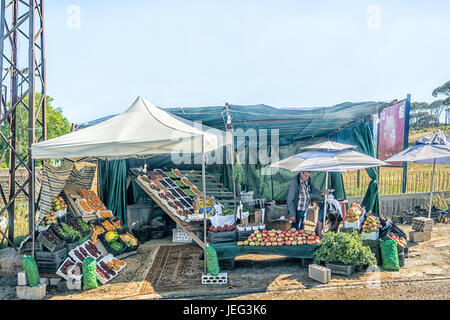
200 242 320 260
99 160 128 225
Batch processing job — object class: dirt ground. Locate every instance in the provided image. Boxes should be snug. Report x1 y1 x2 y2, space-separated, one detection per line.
1 223 450 300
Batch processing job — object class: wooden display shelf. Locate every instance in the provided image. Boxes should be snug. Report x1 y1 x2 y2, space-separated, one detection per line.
134 178 206 249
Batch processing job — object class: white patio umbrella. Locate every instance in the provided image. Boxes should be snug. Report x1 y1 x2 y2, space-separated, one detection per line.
385 130 450 218
268 141 387 234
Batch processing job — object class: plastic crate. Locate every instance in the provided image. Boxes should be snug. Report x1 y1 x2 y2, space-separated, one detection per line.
207 230 237 244
65 241 79 252
325 263 354 277
67 218 91 237
237 230 254 241
117 228 140 252
402 215 413 224
362 231 379 241
172 228 192 243
34 247 68 264
19 237 43 254
51 225 79 244
202 272 228 285
99 233 127 256
37 231 65 252
218 258 235 270
344 220 360 230
398 251 405 268
132 226 152 244
36 260 61 274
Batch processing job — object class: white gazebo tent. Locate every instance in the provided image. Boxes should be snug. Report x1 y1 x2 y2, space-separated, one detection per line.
386 130 450 219
31 96 229 266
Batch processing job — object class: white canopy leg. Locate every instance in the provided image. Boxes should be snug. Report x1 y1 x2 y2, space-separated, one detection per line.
202 135 208 272
323 171 328 235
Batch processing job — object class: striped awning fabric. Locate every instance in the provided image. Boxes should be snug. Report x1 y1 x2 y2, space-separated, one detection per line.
38 161 96 218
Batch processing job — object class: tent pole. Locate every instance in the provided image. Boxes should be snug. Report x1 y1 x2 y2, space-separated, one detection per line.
428 158 436 219
31 156 35 258
201 135 207 273
323 171 328 235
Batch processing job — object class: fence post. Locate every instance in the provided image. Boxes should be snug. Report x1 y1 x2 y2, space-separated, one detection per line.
402 94 411 193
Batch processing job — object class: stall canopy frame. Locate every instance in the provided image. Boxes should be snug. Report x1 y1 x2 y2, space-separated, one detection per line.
31 96 230 257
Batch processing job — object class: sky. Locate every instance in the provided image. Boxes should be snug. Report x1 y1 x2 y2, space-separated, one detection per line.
45 0 450 124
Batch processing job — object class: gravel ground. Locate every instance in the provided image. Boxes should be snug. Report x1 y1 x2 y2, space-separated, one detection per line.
227 278 450 300
1 223 449 300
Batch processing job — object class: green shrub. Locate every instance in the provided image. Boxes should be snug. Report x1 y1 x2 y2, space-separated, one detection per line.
313 231 377 266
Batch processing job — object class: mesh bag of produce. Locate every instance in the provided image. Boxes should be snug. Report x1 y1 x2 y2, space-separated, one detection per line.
204 245 220 276
380 240 400 271
82 257 98 290
22 256 40 287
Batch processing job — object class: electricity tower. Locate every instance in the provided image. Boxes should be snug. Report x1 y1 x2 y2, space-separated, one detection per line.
0 0 46 248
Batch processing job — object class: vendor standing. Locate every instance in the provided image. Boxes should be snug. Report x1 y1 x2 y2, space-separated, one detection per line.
287 171 329 231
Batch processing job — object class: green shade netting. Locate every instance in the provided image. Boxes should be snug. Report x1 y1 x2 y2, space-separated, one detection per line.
99 160 128 225
98 104 385 224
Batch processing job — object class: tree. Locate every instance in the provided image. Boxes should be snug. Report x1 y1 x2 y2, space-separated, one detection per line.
409 80 450 129
409 102 437 130
0 94 71 168
432 81 450 123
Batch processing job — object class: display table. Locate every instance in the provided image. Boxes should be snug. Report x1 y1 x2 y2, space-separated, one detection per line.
200 242 319 261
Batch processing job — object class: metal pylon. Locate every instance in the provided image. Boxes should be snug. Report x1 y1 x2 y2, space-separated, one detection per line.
0 0 46 249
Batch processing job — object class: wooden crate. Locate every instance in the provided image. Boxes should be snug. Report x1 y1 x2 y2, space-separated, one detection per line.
63 183 97 223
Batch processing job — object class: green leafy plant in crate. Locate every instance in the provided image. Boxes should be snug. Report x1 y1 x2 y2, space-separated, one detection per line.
313 231 377 267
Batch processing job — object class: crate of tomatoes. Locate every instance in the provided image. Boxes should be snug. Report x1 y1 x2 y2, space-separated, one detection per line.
207 224 237 244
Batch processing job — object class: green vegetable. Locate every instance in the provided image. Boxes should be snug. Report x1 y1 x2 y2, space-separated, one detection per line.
204 245 220 276
222 208 235 216
175 180 186 187
77 219 91 233
380 240 400 271
165 171 178 179
22 256 40 287
82 257 98 290
110 241 124 252
105 231 119 243
183 188 196 197
54 222 83 243
313 231 377 266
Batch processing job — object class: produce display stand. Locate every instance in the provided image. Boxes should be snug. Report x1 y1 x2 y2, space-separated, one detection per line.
134 176 206 249
179 170 235 210
200 242 320 269
31 97 229 276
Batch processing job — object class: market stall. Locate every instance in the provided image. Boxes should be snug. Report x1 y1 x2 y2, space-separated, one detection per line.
29 96 227 284
268 141 387 234
21 161 135 285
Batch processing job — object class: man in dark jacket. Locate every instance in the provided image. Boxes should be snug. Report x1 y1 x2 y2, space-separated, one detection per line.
287 171 328 230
